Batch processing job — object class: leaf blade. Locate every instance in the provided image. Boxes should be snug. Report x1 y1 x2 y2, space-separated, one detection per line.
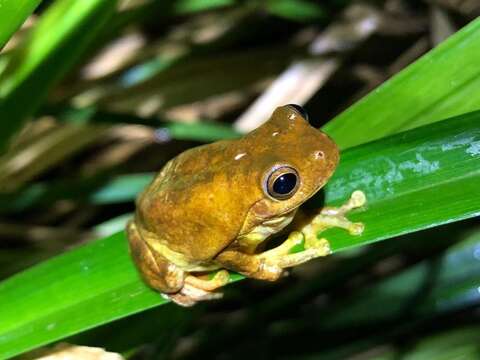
0 111 479 357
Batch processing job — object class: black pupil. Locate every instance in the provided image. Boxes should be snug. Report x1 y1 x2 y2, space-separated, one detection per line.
273 173 297 195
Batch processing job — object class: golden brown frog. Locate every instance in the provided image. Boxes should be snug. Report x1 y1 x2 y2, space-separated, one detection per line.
127 105 365 306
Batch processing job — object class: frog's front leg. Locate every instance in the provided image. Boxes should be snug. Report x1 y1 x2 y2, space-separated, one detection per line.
220 191 366 276
217 191 365 281
270 190 366 267
259 231 332 268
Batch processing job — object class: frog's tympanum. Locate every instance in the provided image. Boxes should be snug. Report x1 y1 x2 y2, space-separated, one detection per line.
127 105 366 306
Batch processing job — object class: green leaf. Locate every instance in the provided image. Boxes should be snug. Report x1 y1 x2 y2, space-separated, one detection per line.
265 0 325 22
1 111 479 358
173 0 236 14
0 0 117 152
324 17 480 149
324 111 480 251
0 0 42 50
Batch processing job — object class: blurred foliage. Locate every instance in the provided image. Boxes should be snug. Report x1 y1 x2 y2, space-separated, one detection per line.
0 0 479 359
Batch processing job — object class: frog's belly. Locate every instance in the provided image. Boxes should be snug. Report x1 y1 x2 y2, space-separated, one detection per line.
142 231 221 272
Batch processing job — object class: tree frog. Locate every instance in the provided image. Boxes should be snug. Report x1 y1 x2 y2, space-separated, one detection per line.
127 105 366 306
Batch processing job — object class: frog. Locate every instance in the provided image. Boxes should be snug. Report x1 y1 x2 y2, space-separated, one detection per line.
127 104 366 306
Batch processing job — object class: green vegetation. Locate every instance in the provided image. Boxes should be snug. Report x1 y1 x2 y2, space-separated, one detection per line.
0 1 479 359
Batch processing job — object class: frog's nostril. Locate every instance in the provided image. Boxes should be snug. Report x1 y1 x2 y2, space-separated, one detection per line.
310 150 325 161
313 150 324 160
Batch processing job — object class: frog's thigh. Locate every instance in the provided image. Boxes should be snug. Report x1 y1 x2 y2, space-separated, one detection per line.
127 221 184 293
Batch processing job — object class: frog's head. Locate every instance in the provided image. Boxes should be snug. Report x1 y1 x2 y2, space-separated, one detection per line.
237 104 339 234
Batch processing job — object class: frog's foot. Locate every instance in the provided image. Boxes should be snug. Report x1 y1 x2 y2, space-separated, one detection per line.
166 270 230 307
302 190 366 248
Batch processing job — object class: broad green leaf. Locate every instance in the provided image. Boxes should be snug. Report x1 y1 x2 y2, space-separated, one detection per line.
0 0 42 50
0 111 479 358
324 16 480 149
0 0 117 152
324 112 480 251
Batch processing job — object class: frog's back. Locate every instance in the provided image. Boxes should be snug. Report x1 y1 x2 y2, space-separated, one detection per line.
136 140 261 263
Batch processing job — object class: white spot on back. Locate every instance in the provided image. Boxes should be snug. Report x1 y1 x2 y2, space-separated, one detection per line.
235 153 247 160
289 113 296 120
272 131 279 137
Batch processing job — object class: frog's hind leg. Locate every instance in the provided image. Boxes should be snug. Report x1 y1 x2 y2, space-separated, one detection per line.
184 270 230 291
128 221 229 307
127 220 185 294
168 271 230 307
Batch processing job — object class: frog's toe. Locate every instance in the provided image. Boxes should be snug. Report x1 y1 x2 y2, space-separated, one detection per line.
350 190 367 207
167 292 197 307
348 222 364 235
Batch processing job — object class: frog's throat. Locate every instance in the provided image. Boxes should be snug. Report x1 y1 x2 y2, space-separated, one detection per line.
236 210 297 252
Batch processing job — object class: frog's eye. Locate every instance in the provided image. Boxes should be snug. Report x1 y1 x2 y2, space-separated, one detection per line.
266 166 300 200
287 104 309 121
